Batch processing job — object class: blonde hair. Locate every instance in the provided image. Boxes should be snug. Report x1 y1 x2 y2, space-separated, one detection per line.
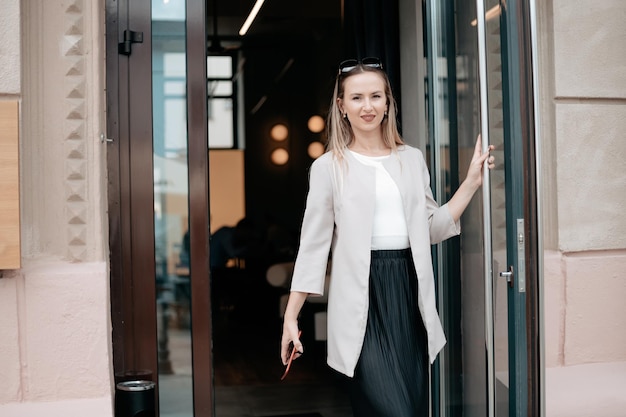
325 64 404 160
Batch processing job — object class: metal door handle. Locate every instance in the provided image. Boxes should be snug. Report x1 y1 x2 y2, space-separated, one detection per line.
499 267 514 288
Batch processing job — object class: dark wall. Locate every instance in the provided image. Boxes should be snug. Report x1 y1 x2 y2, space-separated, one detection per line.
239 2 402 266
241 27 342 265
344 0 402 115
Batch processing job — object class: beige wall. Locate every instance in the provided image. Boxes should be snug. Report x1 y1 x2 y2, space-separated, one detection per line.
0 0 113 415
0 0 21 95
21 0 107 263
539 0 626 367
209 150 246 233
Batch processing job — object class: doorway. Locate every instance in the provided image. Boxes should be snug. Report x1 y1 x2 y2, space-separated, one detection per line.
106 0 540 416
107 0 348 416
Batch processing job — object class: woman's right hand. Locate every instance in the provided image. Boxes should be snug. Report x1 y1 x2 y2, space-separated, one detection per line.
281 319 303 365
280 291 308 364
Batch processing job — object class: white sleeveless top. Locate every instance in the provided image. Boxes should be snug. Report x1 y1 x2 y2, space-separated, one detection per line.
348 150 410 250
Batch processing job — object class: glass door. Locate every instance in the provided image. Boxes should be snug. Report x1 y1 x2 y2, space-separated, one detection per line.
152 1 213 415
475 0 514 414
425 0 536 415
151 1 194 415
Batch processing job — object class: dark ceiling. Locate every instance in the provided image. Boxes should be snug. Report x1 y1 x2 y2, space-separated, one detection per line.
209 0 342 38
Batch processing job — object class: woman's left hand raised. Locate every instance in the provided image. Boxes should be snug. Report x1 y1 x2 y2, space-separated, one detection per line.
447 134 497 222
465 134 496 189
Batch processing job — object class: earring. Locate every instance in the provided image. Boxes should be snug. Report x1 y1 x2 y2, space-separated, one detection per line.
384 111 388 117
343 113 348 119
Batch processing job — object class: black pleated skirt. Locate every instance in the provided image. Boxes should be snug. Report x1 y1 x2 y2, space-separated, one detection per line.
346 249 429 417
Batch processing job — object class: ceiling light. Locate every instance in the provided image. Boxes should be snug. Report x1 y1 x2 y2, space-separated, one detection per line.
271 148 289 165
307 115 325 133
239 0 266 36
308 142 325 159
270 124 288 141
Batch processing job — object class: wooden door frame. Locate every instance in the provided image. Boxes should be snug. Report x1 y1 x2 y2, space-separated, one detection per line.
106 0 213 415
186 1 213 414
106 0 158 380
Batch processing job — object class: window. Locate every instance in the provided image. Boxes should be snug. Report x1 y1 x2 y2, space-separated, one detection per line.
207 55 240 149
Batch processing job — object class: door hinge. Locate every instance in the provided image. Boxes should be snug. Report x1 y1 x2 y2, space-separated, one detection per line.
118 30 144 56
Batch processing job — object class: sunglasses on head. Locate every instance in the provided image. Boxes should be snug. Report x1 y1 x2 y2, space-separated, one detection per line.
338 57 383 74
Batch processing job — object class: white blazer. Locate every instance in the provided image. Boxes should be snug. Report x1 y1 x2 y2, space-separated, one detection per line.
290 144 460 377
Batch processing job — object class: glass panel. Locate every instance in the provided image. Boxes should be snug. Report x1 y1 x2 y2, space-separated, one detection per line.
165 52 187 77
152 0 186 21
165 80 186 96
164 98 188 157
152 2 193 416
454 0 489 414
424 0 457 414
483 0 509 414
428 0 514 414
453 0 508 415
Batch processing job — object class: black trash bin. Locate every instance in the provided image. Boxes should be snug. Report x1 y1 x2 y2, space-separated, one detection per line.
115 380 156 417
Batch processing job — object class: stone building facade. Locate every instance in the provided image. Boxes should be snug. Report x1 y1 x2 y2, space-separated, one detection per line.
0 0 624 415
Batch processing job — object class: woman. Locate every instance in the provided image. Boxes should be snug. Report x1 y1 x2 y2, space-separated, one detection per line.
280 58 495 416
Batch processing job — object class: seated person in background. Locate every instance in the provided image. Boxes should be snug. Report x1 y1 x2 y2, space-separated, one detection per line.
210 217 259 270
178 229 191 270
209 225 237 271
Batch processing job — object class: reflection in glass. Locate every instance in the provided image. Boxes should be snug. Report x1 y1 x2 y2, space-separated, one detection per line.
152 0 186 21
462 4 486 415
483 0 509 413
427 0 513 413
454 0 508 414
424 1 456 415
152 2 194 415
455 0 491 414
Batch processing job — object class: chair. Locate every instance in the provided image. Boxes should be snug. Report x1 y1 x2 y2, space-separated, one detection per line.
265 261 329 341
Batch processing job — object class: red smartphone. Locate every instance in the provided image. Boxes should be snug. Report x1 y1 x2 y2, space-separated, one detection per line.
281 330 302 381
